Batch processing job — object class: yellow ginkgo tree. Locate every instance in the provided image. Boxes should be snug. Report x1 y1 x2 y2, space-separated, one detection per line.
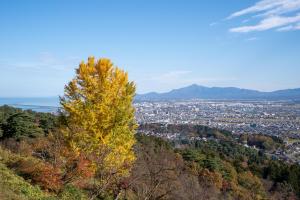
60 57 137 175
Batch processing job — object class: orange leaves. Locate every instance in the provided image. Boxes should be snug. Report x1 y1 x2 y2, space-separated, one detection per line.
34 163 62 192
64 153 96 188
13 158 63 192
8 137 98 192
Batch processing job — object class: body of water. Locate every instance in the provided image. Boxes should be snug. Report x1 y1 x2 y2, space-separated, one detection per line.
0 97 60 113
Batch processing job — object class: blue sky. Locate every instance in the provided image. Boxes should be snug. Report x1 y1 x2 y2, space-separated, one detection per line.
0 0 300 97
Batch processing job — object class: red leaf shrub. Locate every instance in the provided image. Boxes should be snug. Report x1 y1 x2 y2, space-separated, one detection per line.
13 158 63 192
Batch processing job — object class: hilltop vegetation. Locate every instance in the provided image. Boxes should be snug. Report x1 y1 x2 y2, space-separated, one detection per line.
0 105 57 139
1 57 138 200
1 57 300 200
1 105 300 199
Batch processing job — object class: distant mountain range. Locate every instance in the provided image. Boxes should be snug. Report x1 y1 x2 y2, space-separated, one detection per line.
136 84 300 101
1 85 300 108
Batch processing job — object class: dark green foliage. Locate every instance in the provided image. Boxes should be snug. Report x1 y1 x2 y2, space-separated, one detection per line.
0 105 22 137
36 113 57 134
288 164 300 196
2 113 44 139
0 105 58 140
181 149 205 163
0 105 22 123
267 161 289 182
180 148 222 171
203 157 222 171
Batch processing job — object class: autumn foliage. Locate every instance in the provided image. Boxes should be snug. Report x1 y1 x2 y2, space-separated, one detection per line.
1 57 300 199
60 57 137 175
9 158 62 192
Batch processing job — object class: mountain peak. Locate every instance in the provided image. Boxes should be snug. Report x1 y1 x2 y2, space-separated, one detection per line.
136 85 300 101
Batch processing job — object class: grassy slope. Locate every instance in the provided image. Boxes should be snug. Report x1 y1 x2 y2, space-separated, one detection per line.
0 162 52 200
0 146 88 200
0 146 54 200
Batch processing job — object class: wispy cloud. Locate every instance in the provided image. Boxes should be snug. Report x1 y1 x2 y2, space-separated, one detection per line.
0 53 79 71
227 0 300 33
245 37 259 41
277 22 300 31
230 14 300 32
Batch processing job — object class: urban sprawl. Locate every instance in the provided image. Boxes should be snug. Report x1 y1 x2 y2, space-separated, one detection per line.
135 100 300 163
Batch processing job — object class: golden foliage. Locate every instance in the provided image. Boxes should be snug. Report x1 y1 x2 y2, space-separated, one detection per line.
60 57 137 175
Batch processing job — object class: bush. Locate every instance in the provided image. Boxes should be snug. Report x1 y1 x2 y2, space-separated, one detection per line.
59 185 88 200
0 162 52 200
13 158 63 192
0 146 63 192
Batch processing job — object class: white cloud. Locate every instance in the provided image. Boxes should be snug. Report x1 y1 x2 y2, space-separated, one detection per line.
277 22 300 30
0 53 79 71
227 0 300 32
228 0 284 19
276 24 295 31
245 37 259 41
230 14 300 32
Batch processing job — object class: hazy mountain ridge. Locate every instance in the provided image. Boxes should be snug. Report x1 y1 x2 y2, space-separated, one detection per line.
136 84 300 101
1 86 300 107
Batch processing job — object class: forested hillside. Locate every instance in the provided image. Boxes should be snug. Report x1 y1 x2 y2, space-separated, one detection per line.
1 57 300 200
0 105 300 200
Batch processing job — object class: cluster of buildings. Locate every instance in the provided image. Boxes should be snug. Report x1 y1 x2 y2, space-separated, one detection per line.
135 100 300 163
135 100 300 138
